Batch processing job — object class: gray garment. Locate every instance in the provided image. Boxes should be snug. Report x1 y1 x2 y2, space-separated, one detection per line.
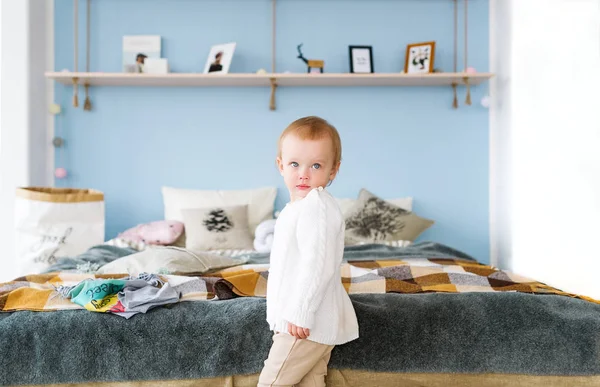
54 272 183 319
117 282 180 319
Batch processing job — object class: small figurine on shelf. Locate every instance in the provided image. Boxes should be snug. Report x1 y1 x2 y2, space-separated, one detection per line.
297 44 324 73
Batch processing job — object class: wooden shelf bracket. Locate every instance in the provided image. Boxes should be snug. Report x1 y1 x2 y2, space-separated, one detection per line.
269 77 278 111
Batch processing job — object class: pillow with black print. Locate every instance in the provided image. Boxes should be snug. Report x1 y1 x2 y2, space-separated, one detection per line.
181 205 254 251
344 189 434 244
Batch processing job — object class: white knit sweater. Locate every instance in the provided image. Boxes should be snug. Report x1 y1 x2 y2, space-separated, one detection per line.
266 187 359 345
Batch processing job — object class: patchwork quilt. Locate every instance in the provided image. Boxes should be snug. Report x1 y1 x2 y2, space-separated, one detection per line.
2 255 597 314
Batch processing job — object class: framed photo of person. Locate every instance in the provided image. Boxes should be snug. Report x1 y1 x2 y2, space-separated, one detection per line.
122 35 161 73
404 41 435 74
203 42 236 74
349 45 374 73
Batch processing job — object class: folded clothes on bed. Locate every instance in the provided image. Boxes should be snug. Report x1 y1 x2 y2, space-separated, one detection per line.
54 273 180 318
0 272 210 317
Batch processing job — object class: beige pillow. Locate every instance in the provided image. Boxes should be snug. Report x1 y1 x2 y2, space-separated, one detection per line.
96 246 247 276
345 189 434 243
182 205 254 251
162 186 276 236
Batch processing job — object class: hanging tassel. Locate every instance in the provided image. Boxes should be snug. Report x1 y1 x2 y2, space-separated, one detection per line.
463 0 472 106
269 78 277 111
464 77 472 106
72 78 79 107
452 0 458 109
452 83 459 109
73 0 79 108
83 84 92 111
83 0 92 111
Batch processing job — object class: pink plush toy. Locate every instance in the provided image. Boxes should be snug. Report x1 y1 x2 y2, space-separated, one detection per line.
118 220 184 245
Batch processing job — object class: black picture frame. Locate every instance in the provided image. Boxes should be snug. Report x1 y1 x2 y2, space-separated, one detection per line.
349 45 374 73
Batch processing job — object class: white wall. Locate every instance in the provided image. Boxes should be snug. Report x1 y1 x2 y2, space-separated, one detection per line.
491 0 600 299
489 0 513 269
0 0 52 282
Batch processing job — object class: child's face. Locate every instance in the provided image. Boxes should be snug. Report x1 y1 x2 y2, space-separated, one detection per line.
277 134 339 201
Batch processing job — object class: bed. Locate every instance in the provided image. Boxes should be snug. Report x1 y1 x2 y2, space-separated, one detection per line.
1 242 599 387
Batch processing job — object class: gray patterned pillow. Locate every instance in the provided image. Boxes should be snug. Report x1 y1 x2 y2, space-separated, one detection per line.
182 205 254 251
344 189 434 243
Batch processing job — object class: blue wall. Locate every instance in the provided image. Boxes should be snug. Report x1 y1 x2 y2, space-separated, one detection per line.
54 0 490 262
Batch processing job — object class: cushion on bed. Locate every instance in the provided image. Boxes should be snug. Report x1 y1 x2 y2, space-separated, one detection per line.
95 246 247 276
117 220 184 245
350 240 412 247
336 196 412 216
182 205 254 251
161 186 277 236
344 188 434 244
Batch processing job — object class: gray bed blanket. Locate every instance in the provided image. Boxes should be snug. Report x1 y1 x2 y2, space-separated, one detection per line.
41 242 476 273
242 241 478 265
42 244 137 273
1 243 599 386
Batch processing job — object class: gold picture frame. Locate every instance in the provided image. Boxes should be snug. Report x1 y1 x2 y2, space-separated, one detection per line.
404 41 436 74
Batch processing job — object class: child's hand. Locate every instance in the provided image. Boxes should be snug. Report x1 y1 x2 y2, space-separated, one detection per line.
288 323 310 339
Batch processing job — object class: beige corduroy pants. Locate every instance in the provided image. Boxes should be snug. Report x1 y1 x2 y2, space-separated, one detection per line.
257 332 335 387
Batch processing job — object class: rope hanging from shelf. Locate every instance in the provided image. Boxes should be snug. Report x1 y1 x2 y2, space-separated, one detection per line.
464 0 472 105
269 0 277 111
83 0 92 111
72 0 79 108
271 0 276 74
452 0 458 109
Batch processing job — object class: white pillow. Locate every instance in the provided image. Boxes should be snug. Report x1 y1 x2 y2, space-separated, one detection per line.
162 186 277 236
182 205 254 251
336 196 413 217
351 240 412 247
96 246 247 276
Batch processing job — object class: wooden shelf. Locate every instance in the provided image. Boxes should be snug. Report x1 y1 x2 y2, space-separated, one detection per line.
275 72 492 87
45 71 493 87
56 1 487 111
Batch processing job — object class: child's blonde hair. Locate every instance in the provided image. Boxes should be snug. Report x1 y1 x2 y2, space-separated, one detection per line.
277 116 342 165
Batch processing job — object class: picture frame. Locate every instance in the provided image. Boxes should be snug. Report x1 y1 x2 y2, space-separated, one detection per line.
122 35 161 73
404 41 436 74
203 42 236 74
349 45 374 74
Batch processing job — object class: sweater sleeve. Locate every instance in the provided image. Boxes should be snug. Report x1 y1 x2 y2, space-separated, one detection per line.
281 188 341 329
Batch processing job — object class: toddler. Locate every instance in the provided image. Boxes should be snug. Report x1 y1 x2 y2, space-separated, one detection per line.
258 116 359 387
